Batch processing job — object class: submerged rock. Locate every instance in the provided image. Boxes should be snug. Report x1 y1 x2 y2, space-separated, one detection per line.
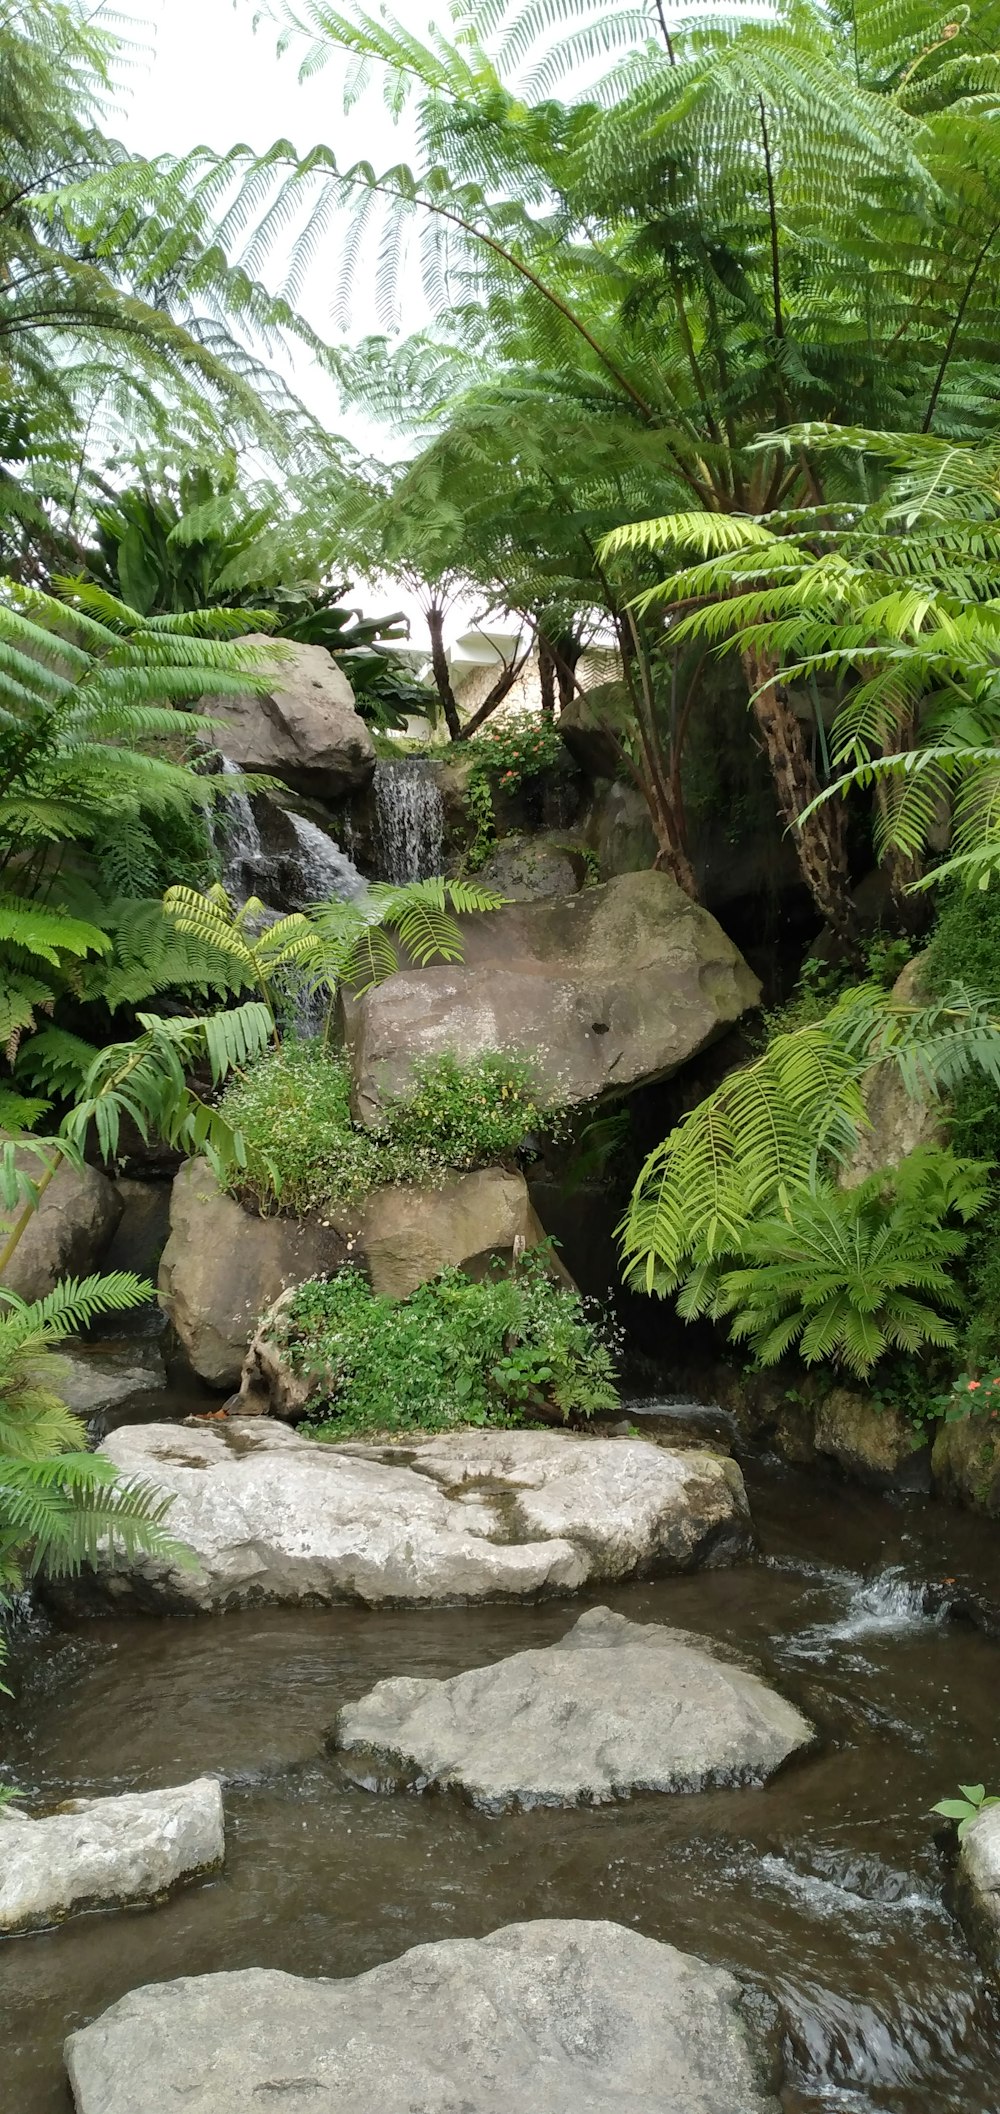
0 1777 223 1935
344 869 761 1123
335 1604 813 1808
64 1918 782 2114
88 1423 754 1611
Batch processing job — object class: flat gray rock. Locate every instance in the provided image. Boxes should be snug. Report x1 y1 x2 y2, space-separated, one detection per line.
91 1424 753 1611
334 1605 814 1808
65 1918 782 2114
0 1777 223 1934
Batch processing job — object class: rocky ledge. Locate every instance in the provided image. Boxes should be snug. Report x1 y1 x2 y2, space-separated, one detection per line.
0 1777 223 1935
334 1604 814 1809
64 1918 782 2114
90 1423 754 1611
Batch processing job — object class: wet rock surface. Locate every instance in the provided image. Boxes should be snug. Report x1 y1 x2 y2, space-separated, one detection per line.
0 1778 223 1935
334 1603 814 1808
89 1423 754 1611
957 1806 1000 1983
64 1918 782 2114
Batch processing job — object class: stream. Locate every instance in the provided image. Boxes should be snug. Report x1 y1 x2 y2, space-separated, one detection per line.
4 1450 1000 2110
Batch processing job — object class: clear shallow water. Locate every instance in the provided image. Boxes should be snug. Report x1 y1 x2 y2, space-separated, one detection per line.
4 1461 1000 2111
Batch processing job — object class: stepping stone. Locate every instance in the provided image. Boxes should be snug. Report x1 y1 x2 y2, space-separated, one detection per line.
89 1424 754 1610
333 1605 814 1808
65 1918 783 2114
0 1776 224 1934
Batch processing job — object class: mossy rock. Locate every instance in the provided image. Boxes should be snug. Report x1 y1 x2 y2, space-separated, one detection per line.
932 1415 1000 1515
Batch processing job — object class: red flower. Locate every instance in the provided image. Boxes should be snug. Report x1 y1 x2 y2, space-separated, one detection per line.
969 1379 982 1391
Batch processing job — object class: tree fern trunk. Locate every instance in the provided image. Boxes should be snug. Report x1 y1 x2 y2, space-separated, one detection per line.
741 645 855 935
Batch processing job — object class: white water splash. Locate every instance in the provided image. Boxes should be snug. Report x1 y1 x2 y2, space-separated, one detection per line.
286 812 368 904
373 758 444 883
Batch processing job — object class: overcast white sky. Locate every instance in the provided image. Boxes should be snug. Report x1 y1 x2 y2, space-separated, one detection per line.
114 1 432 448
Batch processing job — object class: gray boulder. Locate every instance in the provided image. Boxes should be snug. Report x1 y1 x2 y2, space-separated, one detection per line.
956 1806 1000 1984
0 1777 223 1935
160 1161 551 1391
65 1918 782 2114
158 1158 356 1388
478 835 583 901
335 1603 813 1809
206 636 375 798
345 869 761 1123
813 1386 928 1493
0 1147 122 1303
89 1423 753 1611
56 1342 164 1420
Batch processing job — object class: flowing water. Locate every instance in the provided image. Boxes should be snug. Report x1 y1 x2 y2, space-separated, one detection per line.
5 1458 1000 2110
373 756 445 882
215 757 366 909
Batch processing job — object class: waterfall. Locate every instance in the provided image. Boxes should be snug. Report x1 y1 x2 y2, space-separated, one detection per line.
216 757 264 900
285 812 368 905
214 757 366 908
373 758 444 883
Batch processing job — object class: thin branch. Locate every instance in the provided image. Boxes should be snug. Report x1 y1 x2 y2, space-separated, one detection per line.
923 222 1000 434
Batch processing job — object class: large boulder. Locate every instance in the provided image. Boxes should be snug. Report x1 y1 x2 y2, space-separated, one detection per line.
345 869 761 1124
931 1414 1000 1516
159 1162 550 1390
206 636 375 799
559 679 628 779
841 957 945 1187
0 1147 122 1303
65 1919 783 2114
0 1778 223 1935
813 1386 929 1493
158 1160 355 1389
88 1423 754 1611
335 1603 813 1809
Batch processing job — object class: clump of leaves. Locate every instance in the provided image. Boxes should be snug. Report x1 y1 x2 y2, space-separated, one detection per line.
379 1051 561 1168
0 1273 190 1678
931 1784 1000 1842
282 1251 620 1440
701 1150 990 1382
466 712 564 793
217 1044 561 1215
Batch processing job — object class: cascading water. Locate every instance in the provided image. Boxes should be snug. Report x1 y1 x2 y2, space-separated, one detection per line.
373 757 444 883
214 757 366 910
216 756 264 901
283 812 368 905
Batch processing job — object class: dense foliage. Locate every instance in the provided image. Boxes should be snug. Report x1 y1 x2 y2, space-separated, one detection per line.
280 1254 620 1439
0 1273 188 1672
216 1045 558 1214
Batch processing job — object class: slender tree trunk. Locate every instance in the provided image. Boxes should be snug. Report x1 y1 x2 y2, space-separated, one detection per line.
455 647 532 740
741 644 855 935
538 633 557 717
622 614 698 899
426 602 462 741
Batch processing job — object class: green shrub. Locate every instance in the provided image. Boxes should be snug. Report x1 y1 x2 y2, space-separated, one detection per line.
380 1051 561 1167
217 1043 560 1215
926 890 1000 1363
282 1252 620 1439
711 1148 988 1380
467 712 564 790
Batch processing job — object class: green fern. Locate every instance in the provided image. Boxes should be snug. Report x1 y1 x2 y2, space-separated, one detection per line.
711 1150 987 1379
0 1271 191 1616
